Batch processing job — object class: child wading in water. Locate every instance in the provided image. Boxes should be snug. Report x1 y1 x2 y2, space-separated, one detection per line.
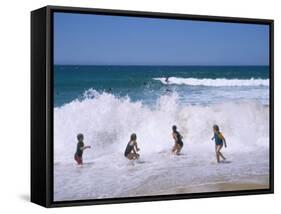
212 125 227 163
172 125 184 155
74 133 91 165
124 133 140 160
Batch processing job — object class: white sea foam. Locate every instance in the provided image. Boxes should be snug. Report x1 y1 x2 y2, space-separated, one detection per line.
154 77 269 87
53 90 269 201
54 90 269 163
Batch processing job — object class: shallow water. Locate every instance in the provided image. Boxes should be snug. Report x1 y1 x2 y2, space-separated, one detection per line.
54 148 269 201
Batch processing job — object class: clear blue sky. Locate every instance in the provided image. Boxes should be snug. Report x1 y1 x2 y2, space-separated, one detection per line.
54 12 269 65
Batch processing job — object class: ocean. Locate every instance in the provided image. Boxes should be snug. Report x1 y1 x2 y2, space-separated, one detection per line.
53 65 270 201
54 65 269 107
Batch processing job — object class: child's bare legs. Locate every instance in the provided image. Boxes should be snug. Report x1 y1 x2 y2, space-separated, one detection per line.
176 144 183 155
172 144 177 153
127 153 134 160
74 155 83 165
215 145 220 162
218 145 226 160
216 145 225 163
127 153 140 160
134 153 140 159
172 144 182 155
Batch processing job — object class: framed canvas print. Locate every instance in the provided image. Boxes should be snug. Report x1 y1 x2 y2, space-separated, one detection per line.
31 5 274 207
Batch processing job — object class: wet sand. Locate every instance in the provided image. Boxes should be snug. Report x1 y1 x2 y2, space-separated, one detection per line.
122 175 269 197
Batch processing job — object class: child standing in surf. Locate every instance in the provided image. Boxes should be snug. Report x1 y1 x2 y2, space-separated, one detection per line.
74 133 91 165
124 133 140 160
172 125 184 155
212 125 227 163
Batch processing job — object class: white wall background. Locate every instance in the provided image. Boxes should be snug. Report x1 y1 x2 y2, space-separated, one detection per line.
0 0 279 212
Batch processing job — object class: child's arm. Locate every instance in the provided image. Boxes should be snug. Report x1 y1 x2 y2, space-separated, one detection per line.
220 133 227 148
132 146 138 154
134 142 140 152
81 145 91 150
173 133 178 141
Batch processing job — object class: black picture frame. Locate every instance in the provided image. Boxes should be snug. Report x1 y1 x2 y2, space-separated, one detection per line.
31 5 274 208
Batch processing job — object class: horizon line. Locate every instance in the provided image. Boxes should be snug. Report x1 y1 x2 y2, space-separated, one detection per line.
54 64 269 66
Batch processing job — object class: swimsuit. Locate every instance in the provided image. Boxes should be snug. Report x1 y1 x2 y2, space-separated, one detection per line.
74 154 83 164
74 141 84 164
174 131 183 147
124 141 134 157
214 132 223 146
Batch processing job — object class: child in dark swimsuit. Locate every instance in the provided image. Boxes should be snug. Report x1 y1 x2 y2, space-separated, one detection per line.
171 125 184 155
124 133 140 160
212 125 227 163
74 133 91 165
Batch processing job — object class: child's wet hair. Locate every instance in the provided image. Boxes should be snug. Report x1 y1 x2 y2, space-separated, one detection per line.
77 133 84 140
130 133 137 141
172 125 177 131
213 124 219 131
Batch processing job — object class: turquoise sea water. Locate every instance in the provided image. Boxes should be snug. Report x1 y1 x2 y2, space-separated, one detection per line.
54 65 269 107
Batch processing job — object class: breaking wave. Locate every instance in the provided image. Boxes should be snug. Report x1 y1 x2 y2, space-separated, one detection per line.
54 90 269 163
154 77 269 87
